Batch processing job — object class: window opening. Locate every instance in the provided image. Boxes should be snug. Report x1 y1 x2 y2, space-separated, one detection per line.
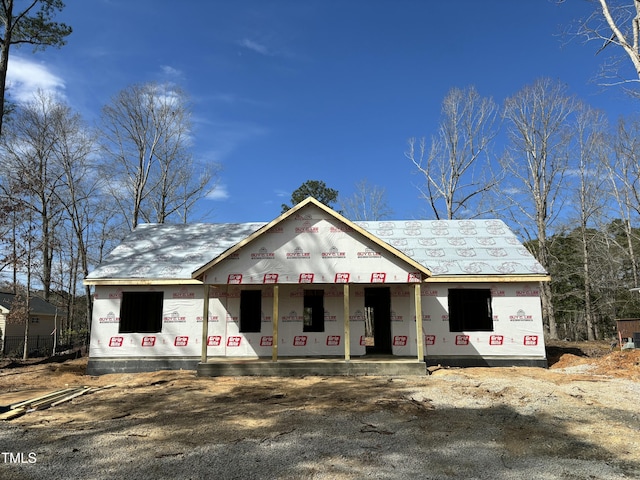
448 289 493 332
119 291 163 333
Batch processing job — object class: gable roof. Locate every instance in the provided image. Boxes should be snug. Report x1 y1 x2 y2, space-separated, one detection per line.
0 292 59 316
85 198 549 286
191 197 431 281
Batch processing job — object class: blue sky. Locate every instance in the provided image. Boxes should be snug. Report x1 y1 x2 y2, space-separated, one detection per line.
7 0 640 223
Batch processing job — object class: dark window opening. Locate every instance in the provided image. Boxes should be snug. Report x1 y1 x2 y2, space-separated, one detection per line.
240 290 262 333
119 291 163 333
448 289 493 332
303 289 324 332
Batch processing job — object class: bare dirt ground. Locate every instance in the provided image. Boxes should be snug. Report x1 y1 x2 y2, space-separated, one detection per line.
1 342 639 480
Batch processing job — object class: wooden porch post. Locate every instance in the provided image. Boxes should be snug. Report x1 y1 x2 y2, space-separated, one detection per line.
344 283 350 361
201 284 210 364
272 285 279 362
415 283 424 361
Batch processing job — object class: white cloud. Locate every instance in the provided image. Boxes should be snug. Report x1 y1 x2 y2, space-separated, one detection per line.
239 38 271 56
6 56 65 103
207 184 229 201
161 65 182 77
195 120 268 163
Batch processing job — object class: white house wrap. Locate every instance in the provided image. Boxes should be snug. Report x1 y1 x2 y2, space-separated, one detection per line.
85 198 549 374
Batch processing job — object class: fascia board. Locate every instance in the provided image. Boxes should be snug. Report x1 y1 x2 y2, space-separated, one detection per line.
424 274 551 283
83 278 204 286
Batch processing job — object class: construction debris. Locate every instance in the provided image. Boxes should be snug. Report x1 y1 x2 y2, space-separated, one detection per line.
0 385 114 421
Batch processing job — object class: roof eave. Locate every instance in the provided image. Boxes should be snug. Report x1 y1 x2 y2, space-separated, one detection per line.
424 274 550 283
83 278 204 286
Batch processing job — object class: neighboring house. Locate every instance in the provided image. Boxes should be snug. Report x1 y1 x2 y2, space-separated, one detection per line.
84 197 550 375
615 318 640 348
0 292 59 356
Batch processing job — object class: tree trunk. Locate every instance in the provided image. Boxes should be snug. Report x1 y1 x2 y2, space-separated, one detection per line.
0 1 13 138
582 224 595 341
22 241 31 361
625 218 638 287
537 208 558 339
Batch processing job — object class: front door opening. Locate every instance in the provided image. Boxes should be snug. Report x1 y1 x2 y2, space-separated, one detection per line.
364 287 392 354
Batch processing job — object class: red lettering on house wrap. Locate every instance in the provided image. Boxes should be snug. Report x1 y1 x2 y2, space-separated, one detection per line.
141 336 156 347
490 335 504 346
408 272 421 283
263 273 278 283
524 335 539 346
371 272 386 283
425 335 436 346
293 336 307 346
109 336 123 347
299 273 314 283
227 336 242 347
228 274 242 284
455 335 470 345
173 287 195 298
335 273 350 283
174 336 189 347
391 287 410 298
393 336 408 346
295 226 319 233
326 335 341 346
207 336 222 346
260 336 273 347
516 289 539 297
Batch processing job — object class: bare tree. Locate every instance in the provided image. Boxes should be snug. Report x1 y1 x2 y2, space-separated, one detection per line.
0 90 66 300
49 99 98 338
406 86 500 219
571 103 610 340
570 0 640 88
501 78 578 340
100 82 217 228
605 115 640 288
2 201 37 359
339 179 393 221
0 0 72 136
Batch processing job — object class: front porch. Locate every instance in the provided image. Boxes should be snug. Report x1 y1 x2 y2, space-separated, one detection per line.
197 355 426 376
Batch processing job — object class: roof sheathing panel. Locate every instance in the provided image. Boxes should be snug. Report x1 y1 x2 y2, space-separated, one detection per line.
355 219 547 278
84 222 266 284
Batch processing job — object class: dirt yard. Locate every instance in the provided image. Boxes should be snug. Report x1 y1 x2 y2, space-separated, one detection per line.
1 342 639 480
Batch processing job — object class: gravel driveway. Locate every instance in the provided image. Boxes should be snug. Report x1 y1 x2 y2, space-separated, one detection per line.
1 350 639 480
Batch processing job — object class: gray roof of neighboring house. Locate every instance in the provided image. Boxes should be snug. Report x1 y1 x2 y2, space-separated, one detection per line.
0 292 60 316
85 218 546 282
